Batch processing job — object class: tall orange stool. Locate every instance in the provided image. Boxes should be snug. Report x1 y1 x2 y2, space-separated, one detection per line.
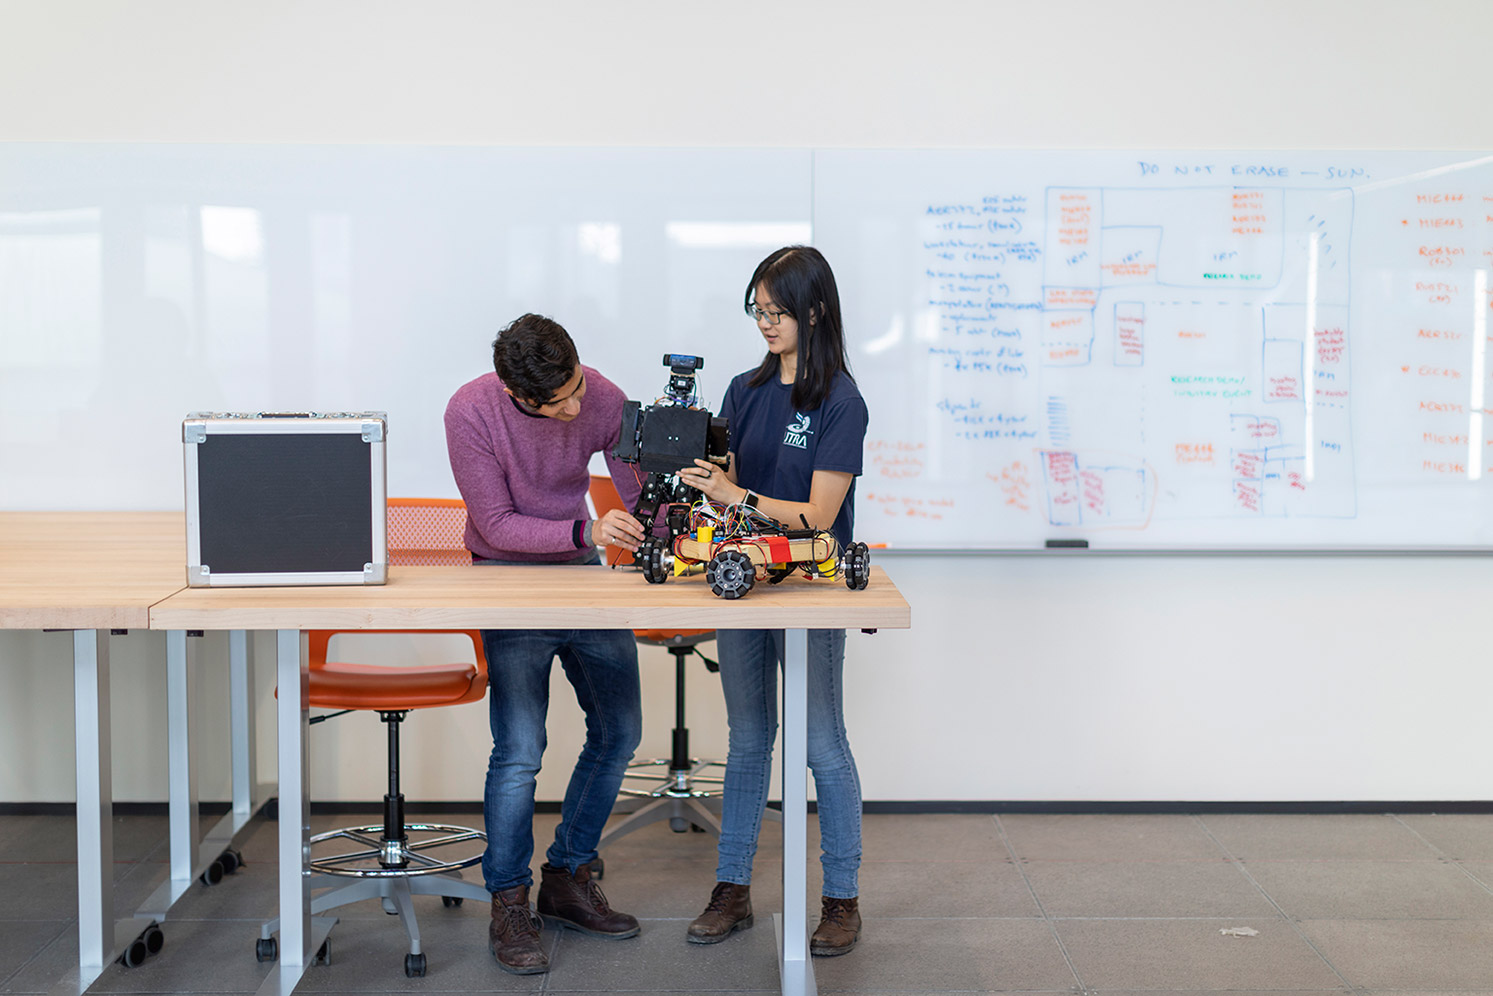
587 476 729 849
256 498 491 979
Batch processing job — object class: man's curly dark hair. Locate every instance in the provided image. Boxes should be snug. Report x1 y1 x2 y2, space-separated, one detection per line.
491 313 580 404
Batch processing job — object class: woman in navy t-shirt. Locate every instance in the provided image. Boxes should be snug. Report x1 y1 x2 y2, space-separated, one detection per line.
677 246 869 956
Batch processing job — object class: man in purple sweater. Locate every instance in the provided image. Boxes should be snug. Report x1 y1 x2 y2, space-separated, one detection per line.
445 313 647 975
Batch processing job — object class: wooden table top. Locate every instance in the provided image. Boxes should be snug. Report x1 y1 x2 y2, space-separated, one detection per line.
150 564 910 632
0 511 187 629
0 511 911 632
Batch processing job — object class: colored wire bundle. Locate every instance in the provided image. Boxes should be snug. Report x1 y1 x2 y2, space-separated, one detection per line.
685 496 776 541
680 497 839 581
654 373 705 411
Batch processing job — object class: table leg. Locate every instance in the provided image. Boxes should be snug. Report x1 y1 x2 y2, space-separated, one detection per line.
258 631 334 996
205 629 267 845
73 629 113 974
777 627 816 996
138 631 268 925
230 630 256 817
194 629 267 847
275 629 312 969
52 630 159 996
174 629 266 881
166 630 201 893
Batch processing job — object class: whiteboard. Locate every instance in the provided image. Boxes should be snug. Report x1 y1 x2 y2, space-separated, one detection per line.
2 145 1491 550
815 150 1493 549
0 145 808 510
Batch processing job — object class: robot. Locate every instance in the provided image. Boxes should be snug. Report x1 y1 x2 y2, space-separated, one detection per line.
637 500 872 600
612 354 729 539
614 354 872 599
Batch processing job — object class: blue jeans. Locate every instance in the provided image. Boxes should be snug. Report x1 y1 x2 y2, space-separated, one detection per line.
475 556 641 893
714 628 862 899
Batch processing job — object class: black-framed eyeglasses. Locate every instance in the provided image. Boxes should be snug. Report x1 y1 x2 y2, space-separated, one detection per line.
747 303 788 326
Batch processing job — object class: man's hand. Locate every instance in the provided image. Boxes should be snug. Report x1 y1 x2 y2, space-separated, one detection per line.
592 508 646 552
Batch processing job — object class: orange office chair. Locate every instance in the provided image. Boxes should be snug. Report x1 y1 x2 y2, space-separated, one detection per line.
257 498 490 979
587 475 728 846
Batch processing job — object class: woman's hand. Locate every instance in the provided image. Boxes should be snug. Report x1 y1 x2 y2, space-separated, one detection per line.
678 459 740 504
591 508 646 552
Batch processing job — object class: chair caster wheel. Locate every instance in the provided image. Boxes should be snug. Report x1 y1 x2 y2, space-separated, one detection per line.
200 858 224 886
669 817 689 833
314 939 331 966
118 936 148 968
119 922 163 967
255 936 277 962
218 849 244 874
590 856 605 879
441 895 463 908
404 952 426 977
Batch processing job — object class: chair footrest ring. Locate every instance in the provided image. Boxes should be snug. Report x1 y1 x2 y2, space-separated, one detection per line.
308 822 486 879
618 757 727 800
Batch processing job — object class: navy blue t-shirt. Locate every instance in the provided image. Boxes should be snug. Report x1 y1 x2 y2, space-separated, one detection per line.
720 369 868 549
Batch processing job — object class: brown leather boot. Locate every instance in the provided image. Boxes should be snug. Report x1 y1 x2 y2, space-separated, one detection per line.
686 881 753 944
810 896 861 956
536 862 640 938
489 885 548 975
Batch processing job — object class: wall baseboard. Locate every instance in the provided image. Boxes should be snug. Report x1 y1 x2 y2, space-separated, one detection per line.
5 799 1493 816
856 800 1493 815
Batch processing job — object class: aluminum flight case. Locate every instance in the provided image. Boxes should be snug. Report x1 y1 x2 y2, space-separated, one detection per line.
182 411 388 587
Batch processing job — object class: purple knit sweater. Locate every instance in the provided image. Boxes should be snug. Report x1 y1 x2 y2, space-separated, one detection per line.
444 366 643 563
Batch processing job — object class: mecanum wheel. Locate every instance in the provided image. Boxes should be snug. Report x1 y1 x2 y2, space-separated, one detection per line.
706 549 755 599
844 542 871 590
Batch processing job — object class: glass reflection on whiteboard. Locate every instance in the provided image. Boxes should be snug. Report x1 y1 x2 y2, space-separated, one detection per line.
0 144 812 509
0 209 103 506
201 205 269 384
664 221 810 249
0 209 102 367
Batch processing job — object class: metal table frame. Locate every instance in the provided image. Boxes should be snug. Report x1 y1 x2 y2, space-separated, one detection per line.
8 529 908 996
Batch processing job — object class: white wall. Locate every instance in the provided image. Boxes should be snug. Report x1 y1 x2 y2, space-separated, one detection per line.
3 0 1491 804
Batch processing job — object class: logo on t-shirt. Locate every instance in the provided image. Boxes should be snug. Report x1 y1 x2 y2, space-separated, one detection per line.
783 412 812 449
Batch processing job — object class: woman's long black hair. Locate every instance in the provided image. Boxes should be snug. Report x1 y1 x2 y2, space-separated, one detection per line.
743 246 853 411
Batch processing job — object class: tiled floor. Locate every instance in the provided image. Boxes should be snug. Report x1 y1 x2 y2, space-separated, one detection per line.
4 809 1493 993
